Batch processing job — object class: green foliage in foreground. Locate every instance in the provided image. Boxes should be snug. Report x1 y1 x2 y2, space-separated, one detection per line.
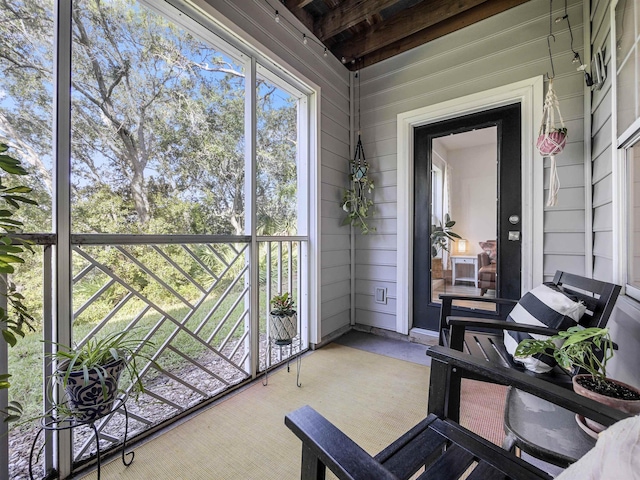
0 143 38 399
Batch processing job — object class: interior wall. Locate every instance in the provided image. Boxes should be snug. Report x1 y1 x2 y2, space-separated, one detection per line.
197 0 351 341
355 0 587 332
448 144 498 255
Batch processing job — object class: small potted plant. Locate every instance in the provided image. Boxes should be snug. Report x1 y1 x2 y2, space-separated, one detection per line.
269 292 297 344
50 329 155 421
536 126 567 156
515 326 640 432
341 175 375 234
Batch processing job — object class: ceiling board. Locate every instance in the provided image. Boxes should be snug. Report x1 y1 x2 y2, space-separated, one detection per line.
281 0 533 70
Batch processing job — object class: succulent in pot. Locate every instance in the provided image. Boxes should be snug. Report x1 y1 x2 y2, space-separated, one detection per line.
50 329 155 421
269 292 297 343
515 326 640 433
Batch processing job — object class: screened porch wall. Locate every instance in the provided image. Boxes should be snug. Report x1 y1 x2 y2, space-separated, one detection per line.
199 0 352 342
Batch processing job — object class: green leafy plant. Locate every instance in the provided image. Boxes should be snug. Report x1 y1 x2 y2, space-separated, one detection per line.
341 175 375 234
50 329 156 407
430 213 461 257
0 143 38 421
270 292 295 316
515 326 614 387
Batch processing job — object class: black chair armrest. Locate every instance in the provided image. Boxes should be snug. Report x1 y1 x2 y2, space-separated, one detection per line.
439 294 518 311
438 295 518 333
285 405 397 480
446 318 620 352
427 345 629 428
447 317 560 337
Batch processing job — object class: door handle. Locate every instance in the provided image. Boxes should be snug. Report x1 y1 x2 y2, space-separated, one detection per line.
508 231 520 241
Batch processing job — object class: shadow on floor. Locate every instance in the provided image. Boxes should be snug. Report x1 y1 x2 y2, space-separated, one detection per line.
333 330 431 366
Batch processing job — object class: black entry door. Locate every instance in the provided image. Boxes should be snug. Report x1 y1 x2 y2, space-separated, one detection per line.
413 103 521 331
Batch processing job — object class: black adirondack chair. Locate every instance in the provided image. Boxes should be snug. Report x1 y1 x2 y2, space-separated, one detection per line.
285 346 629 480
438 270 621 386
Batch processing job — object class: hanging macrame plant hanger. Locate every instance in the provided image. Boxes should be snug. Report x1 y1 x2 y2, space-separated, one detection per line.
537 79 566 207
341 66 375 234
351 133 369 219
536 6 567 207
352 134 368 181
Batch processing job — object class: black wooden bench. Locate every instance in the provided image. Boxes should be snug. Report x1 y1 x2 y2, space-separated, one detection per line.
285 346 629 480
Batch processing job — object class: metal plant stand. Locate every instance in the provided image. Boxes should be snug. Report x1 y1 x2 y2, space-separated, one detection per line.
29 395 133 480
263 335 302 387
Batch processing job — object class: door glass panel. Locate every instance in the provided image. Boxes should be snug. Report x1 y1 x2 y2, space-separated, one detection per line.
430 127 497 311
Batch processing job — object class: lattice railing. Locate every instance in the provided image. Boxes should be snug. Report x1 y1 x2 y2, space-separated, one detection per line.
71 238 254 461
4 234 307 479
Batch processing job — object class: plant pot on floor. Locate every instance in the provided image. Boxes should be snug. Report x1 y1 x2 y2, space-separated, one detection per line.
57 358 126 422
270 312 298 343
572 374 640 433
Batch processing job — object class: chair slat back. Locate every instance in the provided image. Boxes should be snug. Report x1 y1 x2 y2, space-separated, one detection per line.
552 271 621 329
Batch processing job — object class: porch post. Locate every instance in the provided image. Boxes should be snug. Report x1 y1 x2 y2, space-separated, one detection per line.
53 0 73 476
245 57 259 377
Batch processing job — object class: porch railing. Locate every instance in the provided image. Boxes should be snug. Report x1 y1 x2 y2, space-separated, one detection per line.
3 234 307 480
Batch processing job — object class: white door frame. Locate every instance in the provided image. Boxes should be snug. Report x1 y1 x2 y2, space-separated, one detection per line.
396 76 544 335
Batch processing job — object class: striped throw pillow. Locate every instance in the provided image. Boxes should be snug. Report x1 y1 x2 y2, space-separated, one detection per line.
504 283 586 373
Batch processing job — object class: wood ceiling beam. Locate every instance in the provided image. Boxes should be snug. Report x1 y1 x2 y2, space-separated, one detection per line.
333 0 491 61
347 0 532 70
315 0 402 41
282 0 316 33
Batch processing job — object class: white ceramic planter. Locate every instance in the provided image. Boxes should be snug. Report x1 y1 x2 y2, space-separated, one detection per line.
270 312 298 342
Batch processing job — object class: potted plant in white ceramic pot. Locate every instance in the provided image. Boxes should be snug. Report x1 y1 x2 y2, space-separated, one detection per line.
50 329 155 421
515 326 640 433
269 292 297 344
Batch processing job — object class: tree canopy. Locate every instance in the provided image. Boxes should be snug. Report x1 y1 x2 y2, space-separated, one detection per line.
0 0 300 236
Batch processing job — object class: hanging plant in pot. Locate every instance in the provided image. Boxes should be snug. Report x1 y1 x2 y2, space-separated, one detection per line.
49 330 155 422
536 126 567 157
536 79 567 207
341 135 375 234
269 292 297 344
515 326 640 435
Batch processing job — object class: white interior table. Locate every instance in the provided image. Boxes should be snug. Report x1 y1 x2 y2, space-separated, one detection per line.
451 255 478 287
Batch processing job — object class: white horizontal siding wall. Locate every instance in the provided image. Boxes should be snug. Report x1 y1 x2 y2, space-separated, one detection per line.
358 0 588 332
587 1 640 392
590 0 615 282
199 1 351 341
